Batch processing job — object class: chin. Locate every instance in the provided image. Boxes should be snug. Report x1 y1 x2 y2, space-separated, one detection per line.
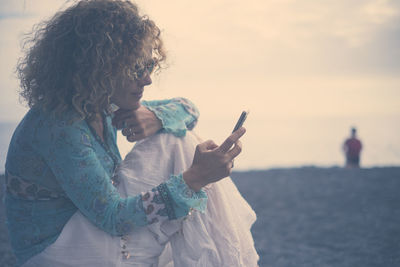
121 101 141 110
112 97 141 110
131 102 141 110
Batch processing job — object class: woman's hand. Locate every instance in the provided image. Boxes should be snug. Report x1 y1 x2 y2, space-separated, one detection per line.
183 127 246 191
112 105 163 142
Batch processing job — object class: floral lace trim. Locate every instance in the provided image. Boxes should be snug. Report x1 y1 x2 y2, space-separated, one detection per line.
157 183 177 219
140 184 175 224
5 171 64 200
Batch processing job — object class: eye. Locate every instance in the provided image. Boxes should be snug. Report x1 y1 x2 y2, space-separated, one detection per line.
146 58 156 74
134 58 156 80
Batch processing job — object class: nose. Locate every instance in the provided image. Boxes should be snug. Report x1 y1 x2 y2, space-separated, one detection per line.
139 71 152 86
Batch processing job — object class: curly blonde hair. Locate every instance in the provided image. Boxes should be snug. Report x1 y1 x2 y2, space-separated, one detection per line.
17 0 166 120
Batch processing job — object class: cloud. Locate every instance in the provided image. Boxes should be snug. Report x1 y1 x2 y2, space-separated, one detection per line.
132 0 400 80
0 0 399 122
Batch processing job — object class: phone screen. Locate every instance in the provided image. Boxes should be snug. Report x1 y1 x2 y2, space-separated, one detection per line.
232 111 249 133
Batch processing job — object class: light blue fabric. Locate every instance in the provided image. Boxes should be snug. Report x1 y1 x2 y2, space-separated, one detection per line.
4 98 206 266
166 174 208 218
142 97 200 136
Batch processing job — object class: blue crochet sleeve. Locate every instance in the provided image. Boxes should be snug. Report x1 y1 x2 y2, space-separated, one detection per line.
32 116 206 236
141 97 200 137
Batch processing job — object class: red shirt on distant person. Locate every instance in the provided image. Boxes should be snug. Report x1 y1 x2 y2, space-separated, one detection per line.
343 127 363 168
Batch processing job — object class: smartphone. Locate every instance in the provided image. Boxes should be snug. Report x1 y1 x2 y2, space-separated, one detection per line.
232 110 249 133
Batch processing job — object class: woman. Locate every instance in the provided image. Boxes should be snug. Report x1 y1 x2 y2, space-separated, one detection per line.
5 0 257 266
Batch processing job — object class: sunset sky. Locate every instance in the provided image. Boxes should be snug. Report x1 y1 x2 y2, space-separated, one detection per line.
1 0 399 168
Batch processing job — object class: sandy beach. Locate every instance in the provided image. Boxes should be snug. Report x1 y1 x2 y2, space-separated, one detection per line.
1 166 400 267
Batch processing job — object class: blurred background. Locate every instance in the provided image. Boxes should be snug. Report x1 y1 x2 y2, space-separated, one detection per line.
1 0 400 171
1 2 400 266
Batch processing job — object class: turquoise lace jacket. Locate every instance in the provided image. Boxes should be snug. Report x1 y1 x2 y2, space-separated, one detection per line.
4 98 207 266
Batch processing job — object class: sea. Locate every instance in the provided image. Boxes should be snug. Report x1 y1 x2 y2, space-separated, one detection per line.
1 115 400 173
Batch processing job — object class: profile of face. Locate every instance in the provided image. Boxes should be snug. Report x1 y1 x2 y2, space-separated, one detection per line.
110 55 155 110
111 71 151 110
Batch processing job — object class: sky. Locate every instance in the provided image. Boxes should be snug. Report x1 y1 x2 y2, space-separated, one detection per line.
1 0 399 168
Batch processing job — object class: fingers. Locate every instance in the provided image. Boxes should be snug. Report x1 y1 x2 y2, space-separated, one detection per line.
121 126 146 142
226 140 242 160
122 128 144 142
127 132 144 142
121 127 132 136
121 126 143 137
188 133 245 187
218 127 246 153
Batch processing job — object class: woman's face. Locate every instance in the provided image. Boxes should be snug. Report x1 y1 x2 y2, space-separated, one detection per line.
110 66 152 110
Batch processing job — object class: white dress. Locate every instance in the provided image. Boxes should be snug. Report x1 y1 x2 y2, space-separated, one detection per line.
23 131 259 267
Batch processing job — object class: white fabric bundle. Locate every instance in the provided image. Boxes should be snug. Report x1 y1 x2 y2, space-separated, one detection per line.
23 132 259 267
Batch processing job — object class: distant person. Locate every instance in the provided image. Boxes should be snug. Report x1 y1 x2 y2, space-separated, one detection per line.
343 127 363 168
